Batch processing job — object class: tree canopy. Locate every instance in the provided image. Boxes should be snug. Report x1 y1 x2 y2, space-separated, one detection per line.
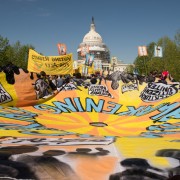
0 35 34 69
133 30 180 81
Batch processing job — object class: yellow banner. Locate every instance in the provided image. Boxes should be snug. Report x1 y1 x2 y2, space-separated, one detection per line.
27 49 73 75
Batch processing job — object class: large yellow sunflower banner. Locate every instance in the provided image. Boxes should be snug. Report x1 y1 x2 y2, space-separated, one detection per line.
0 69 179 180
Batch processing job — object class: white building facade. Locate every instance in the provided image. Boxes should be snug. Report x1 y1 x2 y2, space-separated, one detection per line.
76 17 131 73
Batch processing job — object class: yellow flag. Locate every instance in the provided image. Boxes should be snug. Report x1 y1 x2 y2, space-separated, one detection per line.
27 49 73 75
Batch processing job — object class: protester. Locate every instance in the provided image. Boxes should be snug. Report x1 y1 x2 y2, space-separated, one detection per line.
161 69 169 80
169 73 176 82
33 71 54 99
48 75 57 90
158 70 169 84
73 73 84 86
90 74 97 84
146 71 156 82
56 75 64 88
97 71 105 85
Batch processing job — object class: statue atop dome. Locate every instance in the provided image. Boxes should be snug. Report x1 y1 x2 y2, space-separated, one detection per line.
90 16 95 31
92 16 94 24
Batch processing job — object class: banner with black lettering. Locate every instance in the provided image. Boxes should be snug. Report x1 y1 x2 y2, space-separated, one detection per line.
27 49 73 75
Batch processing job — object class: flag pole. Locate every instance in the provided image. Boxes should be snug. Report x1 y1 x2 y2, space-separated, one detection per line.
138 46 148 76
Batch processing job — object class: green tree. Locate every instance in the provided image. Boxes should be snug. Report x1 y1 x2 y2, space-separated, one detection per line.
133 56 146 75
174 29 180 48
9 41 34 69
126 64 134 73
0 35 10 66
133 30 180 81
0 35 35 69
157 36 180 80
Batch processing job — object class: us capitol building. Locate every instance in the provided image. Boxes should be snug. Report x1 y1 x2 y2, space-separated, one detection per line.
76 17 130 73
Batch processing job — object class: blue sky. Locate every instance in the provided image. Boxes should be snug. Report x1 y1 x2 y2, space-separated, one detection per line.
0 0 179 64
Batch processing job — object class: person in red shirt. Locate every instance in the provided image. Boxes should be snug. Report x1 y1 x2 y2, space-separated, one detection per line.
161 70 169 80
158 70 169 84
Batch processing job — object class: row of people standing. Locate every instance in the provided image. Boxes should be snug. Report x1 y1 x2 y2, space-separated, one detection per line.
33 71 66 99
147 69 177 84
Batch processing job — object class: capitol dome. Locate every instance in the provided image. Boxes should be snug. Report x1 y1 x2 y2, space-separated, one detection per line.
77 17 110 63
83 22 102 43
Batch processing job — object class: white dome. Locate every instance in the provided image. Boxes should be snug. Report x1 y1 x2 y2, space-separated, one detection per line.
77 17 110 63
83 22 102 43
83 31 102 43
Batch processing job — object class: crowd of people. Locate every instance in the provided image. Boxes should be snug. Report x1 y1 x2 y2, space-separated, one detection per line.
30 71 105 98
31 68 180 99
146 69 177 84
0 62 179 99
